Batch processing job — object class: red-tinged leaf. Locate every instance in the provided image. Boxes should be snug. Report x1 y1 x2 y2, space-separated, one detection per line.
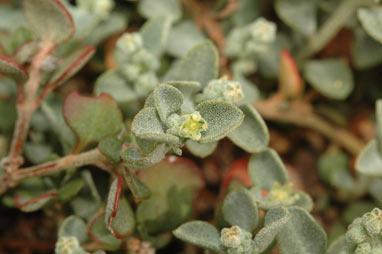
49 45 96 87
14 190 57 212
13 40 40 64
105 178 136 239
63 92 123 153
89 213 122 250
279 50 304 98
24 0 74 44
0 55 28 83
221 157 252 189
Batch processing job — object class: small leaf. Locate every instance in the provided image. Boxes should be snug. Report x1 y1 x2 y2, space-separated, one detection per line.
196 101 244 143
185 140 218 158
352 27 382 69
254 207 290 253
98 136 123 164
0 55 28 83
24 0 74 44
131 107 179 144
58 215 87 243
228 104 269 153
105 179 135 239
376 99 382 154
63 92 123 153
59 177 85 201
275 0 316 36
166 81 201 113
276 207 327 254
249 149 288 190
222 188 258 231
279 50 304 98
141 16 171 56
48 45 95 87
173 221 224 252
358 7 382 44
304 59 354 100
153 84 184 123
15 190 57 212
326 235 353 254
138 0 182 21
356 139 382 176
169 41 219 88
122 167 151 200
90 215 122 250
121 144 168 169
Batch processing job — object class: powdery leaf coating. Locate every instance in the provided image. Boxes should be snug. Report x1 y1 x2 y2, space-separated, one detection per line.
0 55 28 83
196 101 244 143
356 139 382 176
49 45 95 87
304 58 354 100
248 149 288 190
275 207 327 254
24 0 74 44
154 84 184 123
58 215 87 244
121 144 168 169
98 136 123 164
222 188 258 232
173 221 224 252
275 0 316 36
358 7 382 44
63 92 123 153
228 104 269 153
122 167 151 201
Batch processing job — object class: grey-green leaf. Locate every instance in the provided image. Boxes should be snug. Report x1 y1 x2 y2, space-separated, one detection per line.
249 149 288 190
24 0 74 44
228 104 269 153
121 144 168 169
356 139 382 176
0 55 28 83
358 7 382 44
141 16 171 56
169 41 219 88
122 167 151 200
276 207 327 254
275 0 316 36
173 221 224 252
154 84 184 123
304 59 354 100
185 140 218 158
197 101 244 143
222 188 258 231
138 0 182 21
98 136 123 164
58 215 87 243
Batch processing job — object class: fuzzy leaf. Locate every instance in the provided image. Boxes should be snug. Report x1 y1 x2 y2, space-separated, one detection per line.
131 107 179 144
24 0 74 44
228 104 269 153
138 0 182 21
222 188 258 231
122 167 151 200
276 207 327 254
49 45 95 87
63 92 123 153
154 84 184 123
141 16 171 56
166 81 201 113
58 215 87 243
98 136 123 164
169 41 219 88
254 207 290 253
249 149 288 190
0 55 28 83
196 101 244 143
121 144 168 169
185 140 218 158
326 235 353 254
358 7 382 44
304 59 354 100
377 100 382 155
356 139 382 176
105 179 135 239
275 0 316 36
173 221 224 252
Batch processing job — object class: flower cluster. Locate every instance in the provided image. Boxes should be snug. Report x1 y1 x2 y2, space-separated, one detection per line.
220 226 257 254
196 77 244 105
55 236 87 254
266 182 299 205
77 0 114 18
167 111 208 141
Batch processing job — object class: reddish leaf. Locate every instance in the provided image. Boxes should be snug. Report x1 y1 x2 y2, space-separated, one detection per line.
278 50 303 98
14 191 57 212
0 55 28 83
221 157 252 189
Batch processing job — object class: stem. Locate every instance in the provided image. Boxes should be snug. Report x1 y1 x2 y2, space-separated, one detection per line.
296 0 375 60
255 96 365 156
2 41 55 173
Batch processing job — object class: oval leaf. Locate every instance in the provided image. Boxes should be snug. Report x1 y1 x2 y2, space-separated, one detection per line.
185 140 218 158
173 221 224 252
356 139 382 176
24 0 74 44
222 188 258 231
63 92 123 153
358 7 382 44
122 167 151 200
141 16 171 56
0 55 28 83
304 58 354 100
249 149 288 190
153 84 184 123
197 101 244 143
58 215 87 243
279 50 303 98
121 144 168 169
98 136 123 164
228 104 269 153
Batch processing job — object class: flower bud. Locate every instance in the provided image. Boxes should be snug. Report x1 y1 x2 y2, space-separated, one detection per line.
167 112 208 141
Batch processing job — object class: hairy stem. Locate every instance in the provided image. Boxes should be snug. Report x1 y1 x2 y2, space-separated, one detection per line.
255 95 365 155
296 0 375 60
